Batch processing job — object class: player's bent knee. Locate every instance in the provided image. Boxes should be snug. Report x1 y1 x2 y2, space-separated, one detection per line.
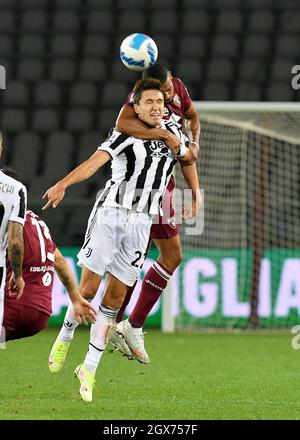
106 291 125 307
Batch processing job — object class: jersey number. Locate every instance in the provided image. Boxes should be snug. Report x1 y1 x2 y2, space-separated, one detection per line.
130 251 146 269
31 218 51 263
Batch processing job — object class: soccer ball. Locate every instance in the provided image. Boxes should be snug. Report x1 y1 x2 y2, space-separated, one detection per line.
120 33 158 71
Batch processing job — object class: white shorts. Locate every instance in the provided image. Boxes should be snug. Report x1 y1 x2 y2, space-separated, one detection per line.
77 205 152 286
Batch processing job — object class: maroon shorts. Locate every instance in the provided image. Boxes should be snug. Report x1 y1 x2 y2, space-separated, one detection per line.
150 209 179 239
150 176 179 240
3 303 50 341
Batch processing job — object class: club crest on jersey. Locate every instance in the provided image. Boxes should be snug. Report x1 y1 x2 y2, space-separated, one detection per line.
173 94 181 107
42 272 52 287
167 216 177 229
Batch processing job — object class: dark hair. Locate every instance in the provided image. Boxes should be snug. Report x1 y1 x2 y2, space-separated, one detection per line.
132 78 162 104
142 64 169 84
0 131 2 141
1 167 20 181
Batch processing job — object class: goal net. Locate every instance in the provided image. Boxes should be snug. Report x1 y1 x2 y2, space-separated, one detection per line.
170 102 300 330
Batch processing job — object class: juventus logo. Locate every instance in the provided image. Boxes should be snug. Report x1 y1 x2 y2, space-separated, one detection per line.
149 140 170 158
85 247 93 258
65 320 72 328
150 140 165 151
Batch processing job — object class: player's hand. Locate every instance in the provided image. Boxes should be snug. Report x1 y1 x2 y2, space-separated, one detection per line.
181 202 198 220
164 131 181 157
9 275 25 300
73 296 97 325
42 182 66 210
181 194 203 220
179 142 199 166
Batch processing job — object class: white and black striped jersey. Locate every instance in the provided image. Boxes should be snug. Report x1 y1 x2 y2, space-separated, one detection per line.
0 171 27 267
97 120 188 215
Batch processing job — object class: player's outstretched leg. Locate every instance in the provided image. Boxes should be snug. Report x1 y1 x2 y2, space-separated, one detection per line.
75 301 118 402
115 260 173 364
48 303 79 373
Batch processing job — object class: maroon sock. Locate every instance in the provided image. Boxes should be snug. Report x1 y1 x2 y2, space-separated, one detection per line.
129 261 172 328
116 282 136 323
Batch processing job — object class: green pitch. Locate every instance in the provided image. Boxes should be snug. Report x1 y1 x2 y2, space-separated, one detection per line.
1 328 300 420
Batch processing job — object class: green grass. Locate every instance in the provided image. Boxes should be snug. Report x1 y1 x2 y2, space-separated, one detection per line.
0 328 299 420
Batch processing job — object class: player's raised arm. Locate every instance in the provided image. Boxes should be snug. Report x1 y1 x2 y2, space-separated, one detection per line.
182 102 201 163
7 221 25 299
179 162 203 220
53 248 96 324
42 150 111 210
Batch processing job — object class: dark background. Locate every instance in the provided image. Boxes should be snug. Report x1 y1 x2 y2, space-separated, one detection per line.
0 0 299 245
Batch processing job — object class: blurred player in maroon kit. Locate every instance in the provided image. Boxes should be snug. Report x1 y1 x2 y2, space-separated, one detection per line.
2 172 96 341
109 64 201 363
3 209 54 340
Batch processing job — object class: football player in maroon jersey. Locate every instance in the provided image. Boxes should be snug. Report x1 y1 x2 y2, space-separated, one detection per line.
109 64 201 363
2 170 96 342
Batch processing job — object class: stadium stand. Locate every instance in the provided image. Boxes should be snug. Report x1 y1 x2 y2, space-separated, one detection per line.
0 0 299 244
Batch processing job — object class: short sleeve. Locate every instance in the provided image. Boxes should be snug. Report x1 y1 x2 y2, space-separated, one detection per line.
98 130 133 158
9 184 27 225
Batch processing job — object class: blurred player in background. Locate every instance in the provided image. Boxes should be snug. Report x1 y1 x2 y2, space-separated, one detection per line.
2 169 96 342
0 134 27 343
109 64 201 363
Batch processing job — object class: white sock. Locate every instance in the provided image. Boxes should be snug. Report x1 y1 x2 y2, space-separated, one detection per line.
58 303 80 343
84 302 119 373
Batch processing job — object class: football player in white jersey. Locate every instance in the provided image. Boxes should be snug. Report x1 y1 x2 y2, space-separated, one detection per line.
43 79 196 402
0 132 27 343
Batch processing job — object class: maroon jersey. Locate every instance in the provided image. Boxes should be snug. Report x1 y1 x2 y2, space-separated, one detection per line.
5 210 56 315
127 77 192 193
161 77 192 124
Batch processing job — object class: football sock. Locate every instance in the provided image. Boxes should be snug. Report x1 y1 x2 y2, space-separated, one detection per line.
58 303 80 343
84 302 118 373
129 261 172 328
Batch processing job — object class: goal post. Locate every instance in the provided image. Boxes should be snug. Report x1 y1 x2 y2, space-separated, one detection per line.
161 277 175 333
161 101 300 332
